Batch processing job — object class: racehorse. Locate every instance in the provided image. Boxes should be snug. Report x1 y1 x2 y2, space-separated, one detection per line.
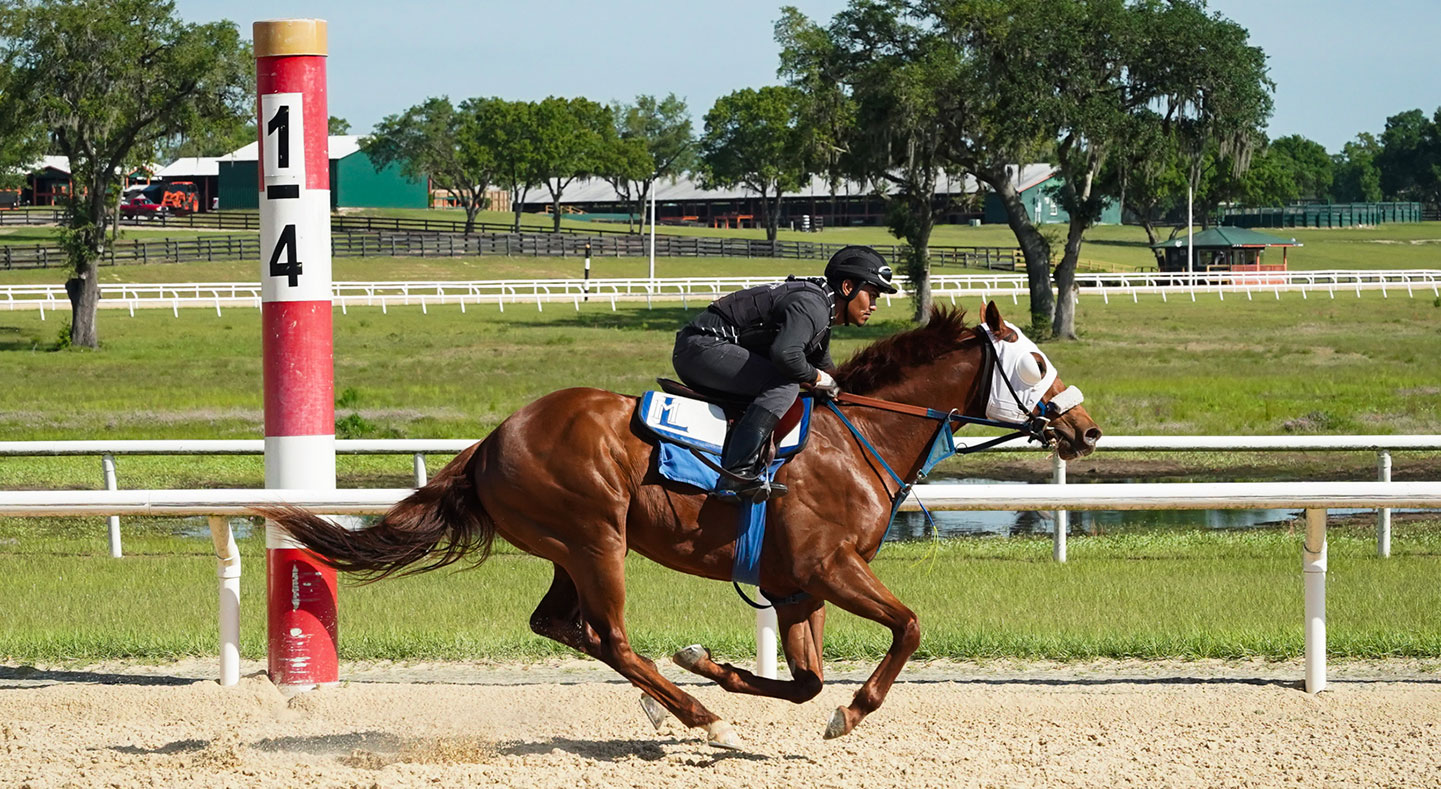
263 301 1101 749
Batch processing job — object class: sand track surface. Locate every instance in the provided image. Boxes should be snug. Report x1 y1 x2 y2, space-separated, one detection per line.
0 658 1437 788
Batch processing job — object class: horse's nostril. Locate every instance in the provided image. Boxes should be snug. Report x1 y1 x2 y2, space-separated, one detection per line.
1083 428 1102 446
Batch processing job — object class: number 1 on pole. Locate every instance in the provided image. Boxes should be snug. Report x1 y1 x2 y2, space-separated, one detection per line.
261 92 304 201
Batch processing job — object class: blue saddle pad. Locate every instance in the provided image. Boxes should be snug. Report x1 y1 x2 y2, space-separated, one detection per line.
639 392 810 591
655 442 779 587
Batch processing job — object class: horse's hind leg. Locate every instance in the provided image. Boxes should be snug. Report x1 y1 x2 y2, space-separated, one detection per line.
564 552 742 749
671 597 827 704
531 565 683 733
529 564 595 655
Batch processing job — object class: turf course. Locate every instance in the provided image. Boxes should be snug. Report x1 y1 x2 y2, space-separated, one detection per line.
1 275 1439 664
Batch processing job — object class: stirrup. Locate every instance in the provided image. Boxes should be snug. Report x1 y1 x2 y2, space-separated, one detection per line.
710 475 788 503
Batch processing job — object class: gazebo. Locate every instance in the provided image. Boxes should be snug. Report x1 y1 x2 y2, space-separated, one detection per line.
1151 227 1301 273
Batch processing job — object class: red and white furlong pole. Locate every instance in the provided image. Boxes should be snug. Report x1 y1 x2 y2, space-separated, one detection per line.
255 19 336 692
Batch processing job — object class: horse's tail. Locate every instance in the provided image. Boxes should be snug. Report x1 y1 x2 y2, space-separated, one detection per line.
257 442 495 582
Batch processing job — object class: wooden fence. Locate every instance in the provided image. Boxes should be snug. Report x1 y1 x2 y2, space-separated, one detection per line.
0 209 1022 271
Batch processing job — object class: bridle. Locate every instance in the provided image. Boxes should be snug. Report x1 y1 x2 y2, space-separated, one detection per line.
818 326 1086 555
827 326 1083 454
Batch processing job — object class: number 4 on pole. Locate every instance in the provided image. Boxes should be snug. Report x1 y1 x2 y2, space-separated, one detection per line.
269 224 303 287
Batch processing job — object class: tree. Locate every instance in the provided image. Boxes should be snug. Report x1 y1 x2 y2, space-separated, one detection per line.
481 99 541 233
1376 108 1441 207
362 96 498 234
1041 0 1154 340
776 8 856 226
698 86 808 242
1158 0 1273 235
1265 135 1332 201
1236 142 1299 207
603 94 696 233
328 115 350 135
1098 111 1188 248
779 2 959 322
1331 133 1382 203
0 0 250 348
532 96 616 233
0 107 46 191
155 120 254 160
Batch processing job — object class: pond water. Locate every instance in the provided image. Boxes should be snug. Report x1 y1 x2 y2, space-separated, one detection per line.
887 476 1419 541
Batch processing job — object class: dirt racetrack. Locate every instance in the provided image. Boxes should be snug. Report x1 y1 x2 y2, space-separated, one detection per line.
1 658 1438 788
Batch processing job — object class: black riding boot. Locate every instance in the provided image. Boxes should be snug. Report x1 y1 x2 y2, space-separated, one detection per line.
712 406 789 502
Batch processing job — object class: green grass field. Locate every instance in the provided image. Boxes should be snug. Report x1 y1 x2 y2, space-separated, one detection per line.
2 252 1439 664
1 518 1437 663
1 290 1436 446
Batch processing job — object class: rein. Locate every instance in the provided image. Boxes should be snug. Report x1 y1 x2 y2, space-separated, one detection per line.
822 329 1075 557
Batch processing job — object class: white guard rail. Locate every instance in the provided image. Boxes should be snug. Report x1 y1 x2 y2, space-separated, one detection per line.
3 434 1433 561
2 482 1439 693
1 269 1438 316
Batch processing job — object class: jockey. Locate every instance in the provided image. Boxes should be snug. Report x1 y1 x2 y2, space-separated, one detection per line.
672 245 898 501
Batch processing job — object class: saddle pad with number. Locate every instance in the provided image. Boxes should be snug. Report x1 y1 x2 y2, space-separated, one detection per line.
637 391 811 458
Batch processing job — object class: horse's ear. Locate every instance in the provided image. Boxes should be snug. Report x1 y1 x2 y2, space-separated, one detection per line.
984 300 1004 333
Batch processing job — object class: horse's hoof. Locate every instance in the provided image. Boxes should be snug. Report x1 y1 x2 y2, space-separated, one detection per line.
673 644 710 670
823 706 852 739
639 693 670 730
704 720 743 751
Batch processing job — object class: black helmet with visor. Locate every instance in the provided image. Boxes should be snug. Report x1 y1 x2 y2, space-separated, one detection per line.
825 245 899 300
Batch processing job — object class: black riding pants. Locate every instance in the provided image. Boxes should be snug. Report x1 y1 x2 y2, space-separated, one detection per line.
672 330 799 420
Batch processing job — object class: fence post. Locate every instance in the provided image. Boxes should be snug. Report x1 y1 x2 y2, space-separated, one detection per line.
1053 455 1067 562
100 453 123 558
754 590 778 680
413 453 428 487
1377 450 1392 558
1303 508 1327 694
208 515 242 686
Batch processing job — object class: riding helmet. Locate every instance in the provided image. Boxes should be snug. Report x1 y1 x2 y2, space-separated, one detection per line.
825 245 899 297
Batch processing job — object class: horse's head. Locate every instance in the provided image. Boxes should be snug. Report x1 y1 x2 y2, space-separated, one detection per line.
834 302 1101 460
979 301 1101 460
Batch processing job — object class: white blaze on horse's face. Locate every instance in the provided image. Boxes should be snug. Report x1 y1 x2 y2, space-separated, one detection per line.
980 320 1064 424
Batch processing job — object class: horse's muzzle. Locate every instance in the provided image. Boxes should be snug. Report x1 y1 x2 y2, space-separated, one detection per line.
1051 408 1101 461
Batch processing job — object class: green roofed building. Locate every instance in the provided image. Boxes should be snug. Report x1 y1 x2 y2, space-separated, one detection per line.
216 135 427 210
1150 227 1301 273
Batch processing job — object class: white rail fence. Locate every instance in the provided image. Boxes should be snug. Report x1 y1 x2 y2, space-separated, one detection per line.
2 482 1439 693
4 434 1434 560
2 269 1438 317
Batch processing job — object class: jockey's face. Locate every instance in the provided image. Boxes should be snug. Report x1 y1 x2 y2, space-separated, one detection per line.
838 281 881 327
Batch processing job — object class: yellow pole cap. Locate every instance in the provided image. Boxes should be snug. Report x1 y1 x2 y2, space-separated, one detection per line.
253 19 328 58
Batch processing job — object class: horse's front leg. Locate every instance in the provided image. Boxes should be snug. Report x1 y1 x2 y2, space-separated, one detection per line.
666 597 828 703
809 548 919 740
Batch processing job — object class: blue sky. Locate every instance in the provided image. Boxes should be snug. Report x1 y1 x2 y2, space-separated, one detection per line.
174 0 1441 153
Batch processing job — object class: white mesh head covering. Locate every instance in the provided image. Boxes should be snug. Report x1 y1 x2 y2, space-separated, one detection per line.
979 320 1058 423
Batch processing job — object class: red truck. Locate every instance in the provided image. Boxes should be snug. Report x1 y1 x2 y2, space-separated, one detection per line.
121 181 200 219
120 193 167 220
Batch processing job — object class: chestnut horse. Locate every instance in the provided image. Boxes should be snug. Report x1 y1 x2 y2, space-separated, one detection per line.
265 301 1101 748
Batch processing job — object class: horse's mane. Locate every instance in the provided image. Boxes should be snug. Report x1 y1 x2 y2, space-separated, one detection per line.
835 306 975 395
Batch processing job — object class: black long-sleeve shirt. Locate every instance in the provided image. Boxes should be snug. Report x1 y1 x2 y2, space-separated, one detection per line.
686 277 835 382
